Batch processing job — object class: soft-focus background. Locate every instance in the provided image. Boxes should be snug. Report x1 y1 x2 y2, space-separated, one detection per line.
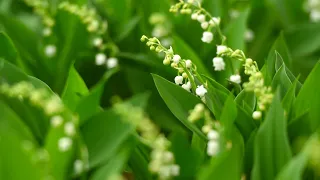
1 0 320 144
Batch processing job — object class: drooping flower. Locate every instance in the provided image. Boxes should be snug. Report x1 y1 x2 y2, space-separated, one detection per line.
252 111 262 120
174 76 184 85
201 31 213 43
50 115 63 127
172 55 181 63
216 45 228 55
182 81 191 92
230 74 241 84
212 57 225 71
196 85 207 97
58 137 73 152
45 45 57 58
95 53 107 65
106 57 118 69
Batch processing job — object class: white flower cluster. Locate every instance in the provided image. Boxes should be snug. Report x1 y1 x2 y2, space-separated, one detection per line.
59 2 108 34
142 36 209 101
206 130 220 156
306 0 320 22
23 0 55 35
1 81 80 154
149 135 180 179
114 102 179 179
170 0 223 44
22 0 58 58
187 103 222 156
95 53 118 69
149 13 172 47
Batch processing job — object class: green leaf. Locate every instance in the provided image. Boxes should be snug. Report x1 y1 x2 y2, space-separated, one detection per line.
53 9 90 93
90 138 135 180
198 127 244 180
251 91 292 180
76 68 119 124
282 78 298 113
294 61 320 132
170 133 203 179
0 128 43 180
285 23 320 58
0 32 18 63
172 35 211 76
44 113 76 180
271 64 292 99
115 16 141 42
265 33 293 84
235 90 256 114
61 66 89 110
203 79 230 119
80 93 149 168
0 13 50 80
152 74 206 140
276 134 318 180
128 147 153 180
0 59 55 142
0 100 35 142
220 95 237 139
224 8 250 51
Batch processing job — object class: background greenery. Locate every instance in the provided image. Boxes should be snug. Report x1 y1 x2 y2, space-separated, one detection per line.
1 0 320 179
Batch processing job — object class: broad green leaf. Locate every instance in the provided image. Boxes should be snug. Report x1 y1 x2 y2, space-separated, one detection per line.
282 78 298 114
251 91 292 180
276 134 318 180
53 9 90 93
285 23 320 58
198 127 244 180
265 33 293 84
170 133 203 179
81 93 149 168
0 128 43 180
0 100 35 142
76 68 119 124
0 13 50 80
224 8 250 51
266 0 305 26
0 32 18 63
244 130 257 177
115 16 141 42
61 66 89 110
294 61 320 131
271 64 292 99
172 35 211 76
128 147 153 180
44 113 76 180
152 74 206 140
90 138 135 180
235 90 256 113
0 59 55 142
220 95 237 139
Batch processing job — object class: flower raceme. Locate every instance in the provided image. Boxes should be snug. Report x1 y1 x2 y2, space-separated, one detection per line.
170 0 225 44
141 35 208 99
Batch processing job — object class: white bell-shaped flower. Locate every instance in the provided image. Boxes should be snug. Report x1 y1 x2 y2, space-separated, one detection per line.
216 45 228 55
107 57 118 69
230 74 241 84
95 53 106 65
212 57 225 71
201 31 213 43
182 81 191 92
196 85 207 97
45 45 57 58
172 55 181 63
174 76 184 85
